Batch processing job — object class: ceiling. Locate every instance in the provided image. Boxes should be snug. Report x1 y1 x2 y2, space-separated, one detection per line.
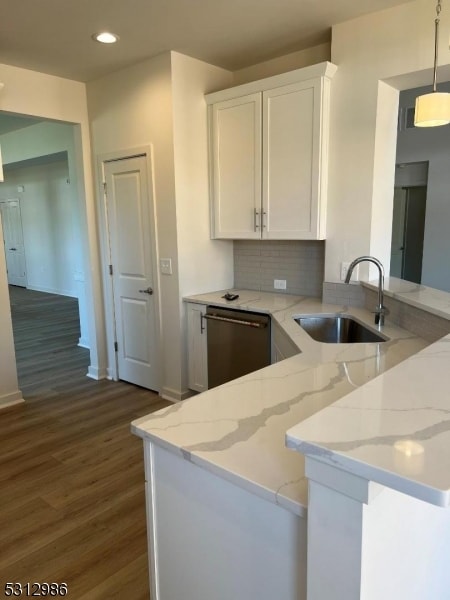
0 0 413 83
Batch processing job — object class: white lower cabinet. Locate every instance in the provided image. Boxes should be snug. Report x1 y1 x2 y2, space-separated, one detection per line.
144 441 307 600
186 302 208 392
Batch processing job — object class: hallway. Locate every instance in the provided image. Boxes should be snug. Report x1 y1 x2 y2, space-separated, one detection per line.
9 286 88 397
1 287 169 598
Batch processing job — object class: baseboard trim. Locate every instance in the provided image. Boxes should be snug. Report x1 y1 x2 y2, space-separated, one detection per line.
86 365 108 380
78 337 90 349
0 390 24 409
27 284 77 298
160 387 193 403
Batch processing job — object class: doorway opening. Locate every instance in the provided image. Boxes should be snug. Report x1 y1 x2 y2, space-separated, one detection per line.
0 114 92 396
8 286 89 397
389 161 428 285
390 184 427 284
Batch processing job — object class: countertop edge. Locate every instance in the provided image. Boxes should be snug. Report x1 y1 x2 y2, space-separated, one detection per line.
132 289 430 514
285 436 450 508
361 277 450 321
132 425 308 518
286 333 450 508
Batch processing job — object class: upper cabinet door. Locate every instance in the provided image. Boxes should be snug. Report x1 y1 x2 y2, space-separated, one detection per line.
210 94 262 239
207 62 336 241
262 80 323 240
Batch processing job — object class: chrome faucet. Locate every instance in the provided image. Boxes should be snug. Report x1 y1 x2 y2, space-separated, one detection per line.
345 256 387 326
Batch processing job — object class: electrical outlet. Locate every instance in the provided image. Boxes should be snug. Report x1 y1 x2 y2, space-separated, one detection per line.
340 262 359 282
274 279 287 290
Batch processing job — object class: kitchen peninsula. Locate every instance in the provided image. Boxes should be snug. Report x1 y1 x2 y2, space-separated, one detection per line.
132 288 430 600
286 278 450 600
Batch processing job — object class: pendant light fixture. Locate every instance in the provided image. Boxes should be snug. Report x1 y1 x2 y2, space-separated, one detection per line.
415 0 450 127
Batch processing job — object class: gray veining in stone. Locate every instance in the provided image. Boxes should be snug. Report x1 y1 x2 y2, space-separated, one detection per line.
287 332 450 506
133 289 431 516
184 368 345 453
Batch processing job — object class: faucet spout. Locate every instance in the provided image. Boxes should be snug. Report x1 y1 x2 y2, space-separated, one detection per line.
344 255 387 326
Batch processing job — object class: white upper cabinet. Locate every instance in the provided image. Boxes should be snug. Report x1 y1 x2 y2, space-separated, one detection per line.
206 62 337 240
211 93 262 239
263 80 318 239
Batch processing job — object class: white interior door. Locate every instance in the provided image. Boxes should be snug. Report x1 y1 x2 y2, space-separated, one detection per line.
0 199 27 287
104 155 159 391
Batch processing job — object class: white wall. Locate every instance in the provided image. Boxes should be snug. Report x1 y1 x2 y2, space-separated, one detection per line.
87 52 234 399
396 83 450 292
232 43 331 85
1 159 78 296
326 0 450 284
87 52 178 396
171 52 234 390
171 52 233 301
0 63 102 398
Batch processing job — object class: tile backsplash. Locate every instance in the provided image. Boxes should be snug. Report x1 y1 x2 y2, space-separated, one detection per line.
364 288 450 343
322 281 366 307
234 240 324 297
323 281 450 342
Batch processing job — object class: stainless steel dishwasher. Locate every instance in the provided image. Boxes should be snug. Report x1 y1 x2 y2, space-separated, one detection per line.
204 306 271 389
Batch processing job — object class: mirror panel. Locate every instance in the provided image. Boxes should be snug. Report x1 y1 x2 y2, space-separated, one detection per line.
393 82 450 293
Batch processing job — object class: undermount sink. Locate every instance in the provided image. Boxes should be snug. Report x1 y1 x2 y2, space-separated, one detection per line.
294 314 388 344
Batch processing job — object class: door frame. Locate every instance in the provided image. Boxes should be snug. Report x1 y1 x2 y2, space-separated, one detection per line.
97 146 162 384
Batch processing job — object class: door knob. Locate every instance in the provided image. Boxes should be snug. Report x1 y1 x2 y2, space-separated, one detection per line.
10 248 17 251
139 287 153 295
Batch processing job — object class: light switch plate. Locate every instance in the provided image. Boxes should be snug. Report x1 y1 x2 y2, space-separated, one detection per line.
160 258 172 275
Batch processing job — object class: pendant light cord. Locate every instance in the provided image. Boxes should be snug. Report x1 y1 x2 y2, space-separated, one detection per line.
433 0 442 92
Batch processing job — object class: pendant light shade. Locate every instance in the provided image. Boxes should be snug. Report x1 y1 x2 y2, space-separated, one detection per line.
415 91 450 126
414 0 450 127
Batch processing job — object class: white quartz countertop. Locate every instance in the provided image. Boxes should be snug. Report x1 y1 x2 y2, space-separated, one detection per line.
286 333 450 507
132 289 427 517
362 276 450 321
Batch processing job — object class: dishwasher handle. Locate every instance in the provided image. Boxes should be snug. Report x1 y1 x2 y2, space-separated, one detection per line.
203 313 267 329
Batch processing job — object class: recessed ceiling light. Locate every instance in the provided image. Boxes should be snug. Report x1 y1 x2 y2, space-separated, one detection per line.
92 32 119 44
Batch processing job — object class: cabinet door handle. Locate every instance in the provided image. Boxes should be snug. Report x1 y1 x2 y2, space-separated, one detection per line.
203 313 267 328
262 211 267 230
200 313 206 334
254 208 260 231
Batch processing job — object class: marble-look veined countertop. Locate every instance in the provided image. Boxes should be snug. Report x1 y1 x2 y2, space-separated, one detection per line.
132 289 427 517
362 276 450 321
286 333 450 507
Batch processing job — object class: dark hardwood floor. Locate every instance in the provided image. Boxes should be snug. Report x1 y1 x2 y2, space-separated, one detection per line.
1 286 169 599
